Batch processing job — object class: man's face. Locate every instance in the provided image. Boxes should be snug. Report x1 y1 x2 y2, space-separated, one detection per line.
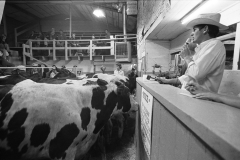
191 26 205 44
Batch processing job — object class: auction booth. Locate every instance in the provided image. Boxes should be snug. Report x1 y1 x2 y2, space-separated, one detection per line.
135 0 240 160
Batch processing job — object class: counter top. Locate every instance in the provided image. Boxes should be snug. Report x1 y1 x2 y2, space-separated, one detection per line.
137 77 240 160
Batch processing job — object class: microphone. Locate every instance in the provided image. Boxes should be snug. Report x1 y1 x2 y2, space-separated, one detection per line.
185 38 192 45
180 38 196 59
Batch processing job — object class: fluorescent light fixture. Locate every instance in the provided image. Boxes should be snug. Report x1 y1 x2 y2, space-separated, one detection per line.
93 9 105 18
181 0 205 24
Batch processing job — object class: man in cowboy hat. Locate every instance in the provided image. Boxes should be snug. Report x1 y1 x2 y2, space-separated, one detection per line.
158 13 228 93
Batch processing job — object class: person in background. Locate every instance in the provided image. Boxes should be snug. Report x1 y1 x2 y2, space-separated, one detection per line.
36 31 44 47
49 65 59 78
105 29 111 39
105 29 111 46
0 34 11 61
57 29 66 47
49 28 57 40
26 30 36 46
41 64 49 78
31 63 39 75
185 81 240 109
69 33 81 56
114 63 124 76
0 50 15 67
157 13 228 93
43 33 49 47
71 65 77 75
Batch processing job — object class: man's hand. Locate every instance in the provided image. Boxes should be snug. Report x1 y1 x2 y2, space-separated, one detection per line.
185 81 208 95
179 44 193 59
155 77 168 84
192 92 218 101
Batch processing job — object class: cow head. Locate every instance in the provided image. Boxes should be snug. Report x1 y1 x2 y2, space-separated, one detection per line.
53 68 76 79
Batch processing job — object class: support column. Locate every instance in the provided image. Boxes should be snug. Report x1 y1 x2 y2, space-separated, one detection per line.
233 22 240 70
3 12 7 36
123 4 127 42
69 5 72 56
69 5 72 38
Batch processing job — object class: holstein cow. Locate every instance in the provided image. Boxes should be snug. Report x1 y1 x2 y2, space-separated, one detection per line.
0 77 134 160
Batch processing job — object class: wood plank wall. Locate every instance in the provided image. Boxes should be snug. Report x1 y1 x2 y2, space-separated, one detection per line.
136 83 224 160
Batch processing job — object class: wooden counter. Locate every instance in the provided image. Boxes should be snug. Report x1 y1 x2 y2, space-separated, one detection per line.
135 77 240 160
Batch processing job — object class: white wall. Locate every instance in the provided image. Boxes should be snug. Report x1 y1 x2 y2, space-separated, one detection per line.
220 2 240 26
145 40 170 73
0 1 5 24
219 70 240 95
170 30 192 54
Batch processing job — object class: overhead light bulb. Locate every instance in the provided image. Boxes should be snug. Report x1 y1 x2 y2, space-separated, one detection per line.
93 9 105 18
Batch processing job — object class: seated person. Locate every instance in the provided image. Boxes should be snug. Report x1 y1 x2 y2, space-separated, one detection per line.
43 34 49 47
0 34 11 61
69 33 82 56
71 65 77 75
26 30 36 46
0 50 15 67
49 65 59 78
31 63 41 75
87 43 96 56
114 63 124 76
56 29 66 47
36 32 44 47
185 82 240 109
157 13 228 93
41 64 49 78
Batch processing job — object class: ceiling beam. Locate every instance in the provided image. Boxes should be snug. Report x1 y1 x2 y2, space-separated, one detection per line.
6 1 131 4
88 4 119 13
8 4 40 20
72 5 87 20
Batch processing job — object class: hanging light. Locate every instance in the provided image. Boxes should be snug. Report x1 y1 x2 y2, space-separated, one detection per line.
93 8 105 18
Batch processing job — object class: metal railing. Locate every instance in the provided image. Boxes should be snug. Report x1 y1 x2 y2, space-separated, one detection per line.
0 66 82 77
21 35 137 66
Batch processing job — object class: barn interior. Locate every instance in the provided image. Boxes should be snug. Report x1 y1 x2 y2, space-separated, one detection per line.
1 0 240 160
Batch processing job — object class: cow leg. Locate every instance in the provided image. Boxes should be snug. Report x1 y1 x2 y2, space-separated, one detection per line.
98 130 107 160
117 115 124 139
111 113 125 139
104 119 113 145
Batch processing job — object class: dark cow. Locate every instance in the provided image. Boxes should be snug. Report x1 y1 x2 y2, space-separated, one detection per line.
91 73 137 94
0 74 26 85
53 67 76 79
0 77 134 160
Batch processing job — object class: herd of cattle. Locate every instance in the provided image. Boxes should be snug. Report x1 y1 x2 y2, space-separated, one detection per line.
0 69 138 160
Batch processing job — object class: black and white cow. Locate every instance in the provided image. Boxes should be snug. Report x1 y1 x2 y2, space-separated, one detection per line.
0 77 134 160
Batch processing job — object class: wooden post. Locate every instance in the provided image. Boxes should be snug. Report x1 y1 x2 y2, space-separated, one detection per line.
65 40 68 60
14 28 17 47
53 40 56 60
30 41 33 61
90 40 93 60
23 44 26 65
110 35 114 55
233 22 240 70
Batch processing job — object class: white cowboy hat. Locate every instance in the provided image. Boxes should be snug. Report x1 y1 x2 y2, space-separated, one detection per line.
186 13 228 30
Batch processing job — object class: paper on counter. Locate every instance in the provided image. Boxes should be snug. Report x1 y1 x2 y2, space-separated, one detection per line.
179 92 194 98
179 89 194 98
